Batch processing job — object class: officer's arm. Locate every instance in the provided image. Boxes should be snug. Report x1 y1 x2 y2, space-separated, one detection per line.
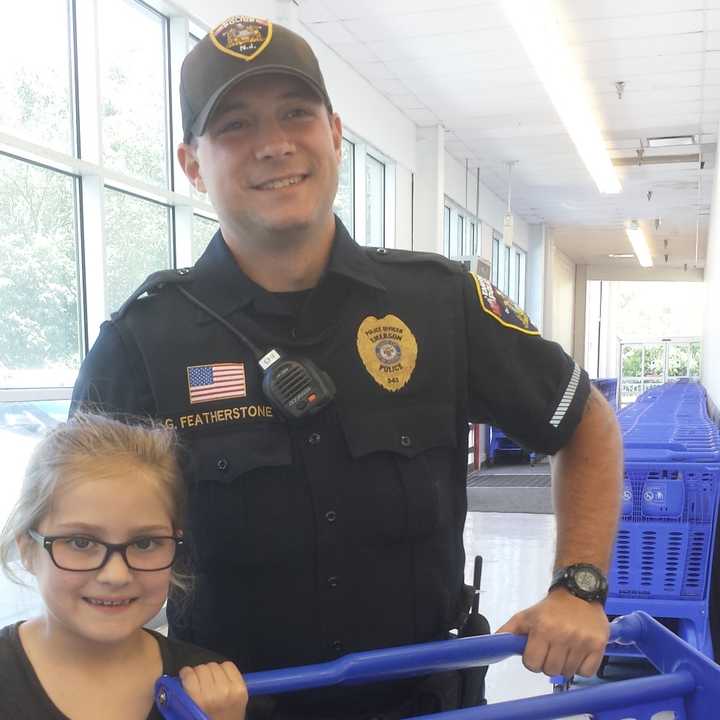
70 321 155 418
498 386 621 672
552 386 622 585
461 272 622 678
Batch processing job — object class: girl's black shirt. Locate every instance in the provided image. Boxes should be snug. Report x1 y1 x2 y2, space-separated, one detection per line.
0 621 222 719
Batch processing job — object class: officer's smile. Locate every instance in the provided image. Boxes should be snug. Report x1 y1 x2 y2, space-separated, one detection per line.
253 173 309 191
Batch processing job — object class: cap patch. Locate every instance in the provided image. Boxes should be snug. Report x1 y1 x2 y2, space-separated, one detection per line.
470 272 539 335
211 16 273 62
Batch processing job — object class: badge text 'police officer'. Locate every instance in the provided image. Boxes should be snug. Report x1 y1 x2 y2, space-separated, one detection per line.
356 315 417 392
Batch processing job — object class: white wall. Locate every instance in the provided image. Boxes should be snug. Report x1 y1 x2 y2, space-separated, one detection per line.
702 124 720 413
551 244 576 356
395 166 413 251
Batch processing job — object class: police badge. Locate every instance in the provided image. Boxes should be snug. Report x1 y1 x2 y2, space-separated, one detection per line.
356 315 418 392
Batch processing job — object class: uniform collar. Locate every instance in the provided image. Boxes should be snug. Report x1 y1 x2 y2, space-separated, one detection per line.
190 217 386 321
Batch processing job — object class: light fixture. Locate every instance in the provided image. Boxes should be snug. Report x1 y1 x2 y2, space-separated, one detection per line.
501 0 621 194
608 253 634 259
647 135 696 148
625 221 653 267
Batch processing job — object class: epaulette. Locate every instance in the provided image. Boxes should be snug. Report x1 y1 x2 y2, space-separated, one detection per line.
112 268 194 320
365 246 463 274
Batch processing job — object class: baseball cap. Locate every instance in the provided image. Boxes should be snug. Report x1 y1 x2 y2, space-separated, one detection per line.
180 16 332 143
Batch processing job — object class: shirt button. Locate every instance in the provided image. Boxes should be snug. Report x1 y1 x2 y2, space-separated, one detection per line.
291 328 298 339
325 510 337 523
327 576 339 588
400 435 412 448
331 640 343 653
216 458 229 471
308 432 321 445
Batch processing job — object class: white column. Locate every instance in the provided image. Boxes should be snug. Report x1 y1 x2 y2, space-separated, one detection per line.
573 264 588 366
542 235 555 340
526 223 546 332
701 121 720 411
412 125 444 253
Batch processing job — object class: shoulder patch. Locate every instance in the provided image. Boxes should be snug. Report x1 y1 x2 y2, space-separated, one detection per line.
366 247 462 274
470 272 539 335
112 269 194 320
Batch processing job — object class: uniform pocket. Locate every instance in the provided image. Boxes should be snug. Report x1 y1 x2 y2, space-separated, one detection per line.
185 424 293 567
338 403 458 541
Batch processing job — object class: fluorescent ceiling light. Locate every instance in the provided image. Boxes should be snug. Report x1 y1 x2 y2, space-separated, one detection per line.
647 135 695 148
501 0 621 194
608 253 635 259
625 222 653 267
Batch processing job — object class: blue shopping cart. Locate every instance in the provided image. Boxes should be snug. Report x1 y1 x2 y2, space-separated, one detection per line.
154 611 720 720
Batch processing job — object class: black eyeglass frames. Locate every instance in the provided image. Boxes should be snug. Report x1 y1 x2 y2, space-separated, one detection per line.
26 529 183 572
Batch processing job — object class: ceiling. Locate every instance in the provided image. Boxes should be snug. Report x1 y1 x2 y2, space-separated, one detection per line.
299 0 720 271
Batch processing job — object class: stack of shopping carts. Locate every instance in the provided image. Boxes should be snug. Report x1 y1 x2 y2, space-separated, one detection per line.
607 379 720 660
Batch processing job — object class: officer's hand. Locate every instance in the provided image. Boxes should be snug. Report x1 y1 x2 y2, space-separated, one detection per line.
179 661 248 720
495 588 609 679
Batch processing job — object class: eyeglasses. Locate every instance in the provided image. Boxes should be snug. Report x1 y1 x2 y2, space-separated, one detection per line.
27 529 183 572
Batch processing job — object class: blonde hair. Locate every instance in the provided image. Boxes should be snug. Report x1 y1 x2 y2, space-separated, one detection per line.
0 412 189 591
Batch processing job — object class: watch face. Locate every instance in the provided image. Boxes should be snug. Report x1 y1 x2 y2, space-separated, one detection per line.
575 569 600 593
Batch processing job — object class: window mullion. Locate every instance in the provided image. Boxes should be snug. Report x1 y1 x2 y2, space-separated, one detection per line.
75 0 106 351
169 15 191 196
354 143 367 245
175 205 194 267
384 163 395 248
80 173 107 348
75 0 102 166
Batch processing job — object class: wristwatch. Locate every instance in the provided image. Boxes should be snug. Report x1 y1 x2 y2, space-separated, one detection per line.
549 563 608 605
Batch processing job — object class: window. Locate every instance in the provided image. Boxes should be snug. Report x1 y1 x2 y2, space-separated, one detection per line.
490 234 527 308
467 221 478 256
334 138 355 235
444 201 480 262
452 215 464 258
99 0 169 187
192 214 220 263
104 188 172 315
0 0 237 625
365 154 385 247
517 248 527 309
0 2 74 154
492 235 499 286
443 206 451 256
0 156 81 389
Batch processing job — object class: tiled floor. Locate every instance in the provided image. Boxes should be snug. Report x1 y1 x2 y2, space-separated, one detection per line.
463 511 561 705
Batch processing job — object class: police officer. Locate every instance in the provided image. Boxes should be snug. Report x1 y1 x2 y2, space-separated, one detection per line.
71 15 623 719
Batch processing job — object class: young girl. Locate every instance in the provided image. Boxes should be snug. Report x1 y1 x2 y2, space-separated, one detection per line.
0 413 248 720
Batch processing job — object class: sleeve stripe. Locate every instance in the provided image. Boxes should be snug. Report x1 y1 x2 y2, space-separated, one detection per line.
549 363 581 428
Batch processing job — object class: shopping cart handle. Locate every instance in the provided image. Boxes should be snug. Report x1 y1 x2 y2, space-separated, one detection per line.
154 614 642 719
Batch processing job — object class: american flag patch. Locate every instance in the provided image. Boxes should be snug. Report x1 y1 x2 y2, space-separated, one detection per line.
187 363 246 404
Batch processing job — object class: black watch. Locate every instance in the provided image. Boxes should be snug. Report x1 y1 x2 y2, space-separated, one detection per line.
549 563 608 605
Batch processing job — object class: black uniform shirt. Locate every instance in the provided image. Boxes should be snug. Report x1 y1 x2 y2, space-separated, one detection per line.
71 219 590 681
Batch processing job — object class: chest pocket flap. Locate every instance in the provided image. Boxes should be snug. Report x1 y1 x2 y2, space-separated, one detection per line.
339 403 458 541
340 402 457 458
190 424 292 483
